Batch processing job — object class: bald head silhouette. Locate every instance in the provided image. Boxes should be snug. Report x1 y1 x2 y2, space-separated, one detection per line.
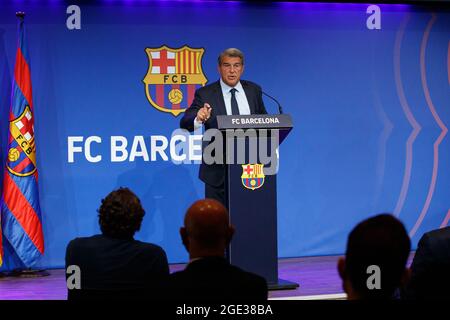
180 199 235 259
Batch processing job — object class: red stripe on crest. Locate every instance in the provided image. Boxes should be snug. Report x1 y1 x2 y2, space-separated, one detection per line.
183 50 187 73
171 84 180 110
156 85 164 108
188 51 191 74
193 52 197 73
3 173 44 254
14 48 33 109
187 84 196 107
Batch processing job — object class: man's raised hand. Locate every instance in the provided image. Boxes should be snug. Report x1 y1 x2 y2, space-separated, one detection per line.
196 103 212 123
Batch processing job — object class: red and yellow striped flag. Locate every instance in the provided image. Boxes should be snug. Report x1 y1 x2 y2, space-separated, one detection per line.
1 14 44 268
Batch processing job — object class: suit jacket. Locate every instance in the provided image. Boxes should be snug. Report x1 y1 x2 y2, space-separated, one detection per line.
65 234 169 300
180 80 267 187
402 226 450 299
168 257 268 301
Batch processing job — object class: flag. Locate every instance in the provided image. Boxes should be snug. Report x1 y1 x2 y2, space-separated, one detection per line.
0 14 44 268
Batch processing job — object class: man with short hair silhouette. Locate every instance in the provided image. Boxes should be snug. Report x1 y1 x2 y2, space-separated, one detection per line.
337 214 411 300
169 199 268 301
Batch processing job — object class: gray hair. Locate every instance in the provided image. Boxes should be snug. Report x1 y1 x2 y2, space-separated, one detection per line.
218 48 244 65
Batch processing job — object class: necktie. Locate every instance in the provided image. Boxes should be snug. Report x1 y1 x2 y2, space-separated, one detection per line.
230 88 240 115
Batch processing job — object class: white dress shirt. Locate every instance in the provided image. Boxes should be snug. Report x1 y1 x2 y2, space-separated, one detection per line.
220 79 251 116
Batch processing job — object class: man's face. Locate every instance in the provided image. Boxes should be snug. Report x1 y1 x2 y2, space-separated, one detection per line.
218 56 244 87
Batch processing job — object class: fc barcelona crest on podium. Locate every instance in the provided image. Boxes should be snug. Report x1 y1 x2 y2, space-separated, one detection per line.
241 164 265 190
143 45 208 117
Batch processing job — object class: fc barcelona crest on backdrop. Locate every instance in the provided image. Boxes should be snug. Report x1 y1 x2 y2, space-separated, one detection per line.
241 164 265 190
143 45 208 117
7 105 37 177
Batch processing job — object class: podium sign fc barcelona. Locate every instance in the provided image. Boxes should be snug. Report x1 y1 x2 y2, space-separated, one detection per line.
143 45 208 117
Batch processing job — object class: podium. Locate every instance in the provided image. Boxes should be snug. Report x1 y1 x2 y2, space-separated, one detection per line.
216 114 297 290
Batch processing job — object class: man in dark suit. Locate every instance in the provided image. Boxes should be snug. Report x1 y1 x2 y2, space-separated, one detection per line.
65 187 169 300
180 48 267 205
402 226 450 299
169 199 268 301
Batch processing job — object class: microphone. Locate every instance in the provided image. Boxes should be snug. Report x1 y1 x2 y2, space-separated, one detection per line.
262 91 283 114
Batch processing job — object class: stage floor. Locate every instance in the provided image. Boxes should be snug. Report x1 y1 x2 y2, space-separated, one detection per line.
0 254 414 300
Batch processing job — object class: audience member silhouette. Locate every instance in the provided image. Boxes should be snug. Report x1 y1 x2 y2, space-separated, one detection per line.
65 187 169 300
337 214 411 300
169 199 268 301
402 226 450 299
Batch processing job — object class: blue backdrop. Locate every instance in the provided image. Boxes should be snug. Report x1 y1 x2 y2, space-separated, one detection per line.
1 1 449 270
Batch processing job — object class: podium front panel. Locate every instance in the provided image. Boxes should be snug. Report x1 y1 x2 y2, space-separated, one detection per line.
225 136 279 284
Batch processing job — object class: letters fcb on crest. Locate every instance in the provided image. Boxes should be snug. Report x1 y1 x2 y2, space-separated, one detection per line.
143 45 208 117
